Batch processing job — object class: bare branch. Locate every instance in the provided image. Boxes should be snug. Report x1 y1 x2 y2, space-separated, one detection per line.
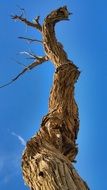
0 56 48 89
20 51 36 58
20 51 44 61
18 36 42 44
11 14 42 31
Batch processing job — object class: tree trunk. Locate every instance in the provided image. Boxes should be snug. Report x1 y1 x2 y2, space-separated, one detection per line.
22 6 89 190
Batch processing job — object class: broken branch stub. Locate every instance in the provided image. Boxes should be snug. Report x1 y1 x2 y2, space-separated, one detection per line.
22 6 89 190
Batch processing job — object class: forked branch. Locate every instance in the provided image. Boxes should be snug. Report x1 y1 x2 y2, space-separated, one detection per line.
11 14 42 31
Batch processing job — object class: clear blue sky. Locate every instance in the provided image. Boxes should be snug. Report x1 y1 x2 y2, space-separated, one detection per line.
0 0 107 189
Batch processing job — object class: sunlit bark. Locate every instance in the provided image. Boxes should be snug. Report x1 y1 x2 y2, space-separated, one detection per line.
22 6 89 190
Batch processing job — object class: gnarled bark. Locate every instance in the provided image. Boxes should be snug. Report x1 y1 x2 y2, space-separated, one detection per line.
22 6 89 190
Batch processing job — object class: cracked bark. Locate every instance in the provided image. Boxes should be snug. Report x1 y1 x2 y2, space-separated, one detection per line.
22 6 89 190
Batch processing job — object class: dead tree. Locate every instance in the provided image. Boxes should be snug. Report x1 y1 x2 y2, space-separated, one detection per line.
2 6 90 190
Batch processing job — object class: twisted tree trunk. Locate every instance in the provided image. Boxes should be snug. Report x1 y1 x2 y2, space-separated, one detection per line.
22 6 89 190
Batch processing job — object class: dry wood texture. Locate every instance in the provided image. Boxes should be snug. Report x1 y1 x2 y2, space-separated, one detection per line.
22 6 89 190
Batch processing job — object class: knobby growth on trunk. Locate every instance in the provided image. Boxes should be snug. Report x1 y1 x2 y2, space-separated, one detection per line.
3 6 90 190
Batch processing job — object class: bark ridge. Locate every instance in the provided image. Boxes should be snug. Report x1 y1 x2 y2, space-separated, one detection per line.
22 6 89 190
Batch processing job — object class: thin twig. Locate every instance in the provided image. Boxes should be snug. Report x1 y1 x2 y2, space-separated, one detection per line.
18 36 42 44
20 51 35 58
0 56 48 89
19 51 44 61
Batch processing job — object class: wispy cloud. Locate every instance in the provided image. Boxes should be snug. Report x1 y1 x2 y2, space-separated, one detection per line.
0 154 21 185
0 131 26 185
11 132 26 146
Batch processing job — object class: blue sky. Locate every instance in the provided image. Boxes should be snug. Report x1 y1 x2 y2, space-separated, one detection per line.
0 0 107 189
